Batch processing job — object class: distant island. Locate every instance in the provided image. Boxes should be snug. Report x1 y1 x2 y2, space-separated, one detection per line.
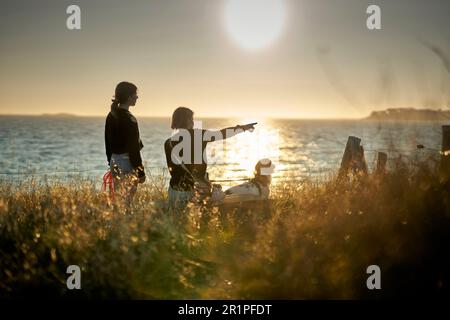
365 108 450 121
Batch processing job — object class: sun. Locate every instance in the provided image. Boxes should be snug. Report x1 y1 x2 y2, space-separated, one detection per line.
224 0 287 50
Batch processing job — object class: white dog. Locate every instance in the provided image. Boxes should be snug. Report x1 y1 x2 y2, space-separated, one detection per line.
218 159 274 205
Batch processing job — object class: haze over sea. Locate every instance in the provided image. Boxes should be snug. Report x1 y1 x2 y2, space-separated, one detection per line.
0 115 444 186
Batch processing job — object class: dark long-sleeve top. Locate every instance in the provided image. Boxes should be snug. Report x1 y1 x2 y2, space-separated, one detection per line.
105 108 145 177
164 127 241 191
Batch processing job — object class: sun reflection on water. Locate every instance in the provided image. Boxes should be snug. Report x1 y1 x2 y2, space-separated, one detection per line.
206 118 291 186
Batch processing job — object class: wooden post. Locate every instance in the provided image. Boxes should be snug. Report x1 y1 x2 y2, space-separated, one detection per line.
339 136 368 179
440 125 450 179
375 152 387 176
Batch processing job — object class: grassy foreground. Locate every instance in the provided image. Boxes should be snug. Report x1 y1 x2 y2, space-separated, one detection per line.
0 161 449 299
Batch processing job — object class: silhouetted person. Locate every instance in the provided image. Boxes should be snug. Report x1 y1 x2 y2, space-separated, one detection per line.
105 81 145 205
164 106 255 209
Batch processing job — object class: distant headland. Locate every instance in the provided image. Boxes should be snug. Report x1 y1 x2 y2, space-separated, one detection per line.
365 108 450 121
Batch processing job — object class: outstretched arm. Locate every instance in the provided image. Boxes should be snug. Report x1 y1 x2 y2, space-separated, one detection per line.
205 123 257 142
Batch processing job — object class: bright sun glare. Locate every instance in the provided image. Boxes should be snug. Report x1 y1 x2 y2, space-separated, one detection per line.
224 0 287 50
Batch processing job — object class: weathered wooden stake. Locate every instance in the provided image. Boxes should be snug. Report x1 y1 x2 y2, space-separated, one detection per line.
375 152 387 175
440 125 450 179
339 136 368 179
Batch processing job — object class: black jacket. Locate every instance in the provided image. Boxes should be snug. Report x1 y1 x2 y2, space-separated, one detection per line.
164 129 210 191
104 108 145 177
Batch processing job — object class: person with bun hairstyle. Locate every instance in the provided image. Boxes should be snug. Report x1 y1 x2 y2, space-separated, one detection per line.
105 81 145 204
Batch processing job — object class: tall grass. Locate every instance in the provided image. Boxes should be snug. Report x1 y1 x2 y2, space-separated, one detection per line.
0 158 449 299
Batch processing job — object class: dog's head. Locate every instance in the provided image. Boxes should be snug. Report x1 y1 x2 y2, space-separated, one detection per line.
254 158 275 185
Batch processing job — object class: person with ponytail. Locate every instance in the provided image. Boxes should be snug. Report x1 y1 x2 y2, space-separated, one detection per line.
105 81 145 204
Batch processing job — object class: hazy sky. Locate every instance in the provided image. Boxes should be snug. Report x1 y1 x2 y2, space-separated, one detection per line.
1 0 449 119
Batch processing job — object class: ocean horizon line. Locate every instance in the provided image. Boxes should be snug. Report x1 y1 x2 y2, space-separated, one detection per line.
0 113 367 121
2 108 449 122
